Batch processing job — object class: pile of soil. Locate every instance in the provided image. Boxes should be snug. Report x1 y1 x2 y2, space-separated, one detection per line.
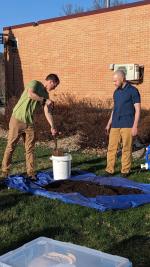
44 180 143 198
52 149 64 156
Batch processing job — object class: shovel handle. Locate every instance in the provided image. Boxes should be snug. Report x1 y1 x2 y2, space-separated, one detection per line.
54 136 57 150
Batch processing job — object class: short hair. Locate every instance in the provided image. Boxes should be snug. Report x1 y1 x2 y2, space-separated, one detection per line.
114 70 126 80
45 73 60 85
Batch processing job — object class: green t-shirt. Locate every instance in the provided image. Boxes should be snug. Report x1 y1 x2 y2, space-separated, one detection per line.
13 80 49 124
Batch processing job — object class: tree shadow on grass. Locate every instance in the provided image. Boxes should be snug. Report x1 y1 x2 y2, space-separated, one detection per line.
107 235 150 267
35 156 106 174
0 191 31 211
73 156 104 166
0 226 83 256
81 164 106 173
4 155 107 178
12 153 51 165
72 157 106 171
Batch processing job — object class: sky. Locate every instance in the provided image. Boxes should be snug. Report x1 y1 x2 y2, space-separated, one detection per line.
0 0 141 51
0 0 94 30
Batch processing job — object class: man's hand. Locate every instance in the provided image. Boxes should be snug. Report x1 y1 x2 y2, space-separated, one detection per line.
105 111 113 135
132 103 140 137
51 128 57 136
132 126 138 137
105 124 111 135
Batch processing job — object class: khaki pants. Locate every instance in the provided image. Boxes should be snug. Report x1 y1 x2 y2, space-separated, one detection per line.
106 128 132 174
2 116 35 176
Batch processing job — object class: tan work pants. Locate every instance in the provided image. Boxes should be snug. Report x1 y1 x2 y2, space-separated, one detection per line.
106 128 132 174
2 116 35 176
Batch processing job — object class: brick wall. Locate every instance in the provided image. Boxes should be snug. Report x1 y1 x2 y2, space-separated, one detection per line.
0 53 5 104
3 1 150 107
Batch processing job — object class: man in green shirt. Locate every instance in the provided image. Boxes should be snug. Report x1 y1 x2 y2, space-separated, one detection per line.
1 73 60 181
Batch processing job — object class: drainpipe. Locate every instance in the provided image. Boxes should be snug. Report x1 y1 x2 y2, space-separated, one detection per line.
106 0 110 8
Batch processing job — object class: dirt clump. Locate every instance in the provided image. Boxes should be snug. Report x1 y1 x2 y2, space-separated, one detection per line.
52 149 64 156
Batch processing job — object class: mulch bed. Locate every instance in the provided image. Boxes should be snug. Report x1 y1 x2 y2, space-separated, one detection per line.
44 180 143 198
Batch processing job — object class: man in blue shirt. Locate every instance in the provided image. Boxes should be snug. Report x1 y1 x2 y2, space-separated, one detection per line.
105 70 141 177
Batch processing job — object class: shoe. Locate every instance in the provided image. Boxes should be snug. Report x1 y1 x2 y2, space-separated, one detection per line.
102 171 114 177
28 174 37 182
26 171 37 182
121 172 130 178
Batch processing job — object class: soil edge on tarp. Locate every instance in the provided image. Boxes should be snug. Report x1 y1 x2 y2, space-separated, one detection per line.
44 180 143 198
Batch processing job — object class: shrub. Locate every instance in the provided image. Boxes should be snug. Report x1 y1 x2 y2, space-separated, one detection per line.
3 94 150 149
1 94 112 149
34 94 112 148
138 109 150 144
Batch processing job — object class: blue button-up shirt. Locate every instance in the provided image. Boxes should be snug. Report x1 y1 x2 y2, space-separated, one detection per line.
112 83 141 128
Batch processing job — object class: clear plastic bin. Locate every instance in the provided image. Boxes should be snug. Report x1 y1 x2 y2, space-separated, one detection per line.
0 237 132 267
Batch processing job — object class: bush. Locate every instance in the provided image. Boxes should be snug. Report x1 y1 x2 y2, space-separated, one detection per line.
35 94 112 148
2 94 150 149
1 94 112 149
138 109 150 144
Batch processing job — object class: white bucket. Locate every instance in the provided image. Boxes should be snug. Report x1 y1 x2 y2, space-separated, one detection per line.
50 153 72 180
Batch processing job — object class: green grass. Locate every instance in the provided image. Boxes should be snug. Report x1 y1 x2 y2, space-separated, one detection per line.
0 138 150 267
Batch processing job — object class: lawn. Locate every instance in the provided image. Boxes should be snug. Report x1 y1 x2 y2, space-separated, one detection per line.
0 138 150 267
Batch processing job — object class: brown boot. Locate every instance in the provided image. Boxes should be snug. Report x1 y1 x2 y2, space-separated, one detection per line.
27 172 37 182
29 175 37 182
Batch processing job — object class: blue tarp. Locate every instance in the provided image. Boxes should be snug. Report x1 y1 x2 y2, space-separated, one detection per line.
4 170 150 212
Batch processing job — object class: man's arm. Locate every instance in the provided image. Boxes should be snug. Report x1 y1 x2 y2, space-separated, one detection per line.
28 88 55 107
132 103 141 136
27 88 44 103
44 104 57 136
105 110 113 135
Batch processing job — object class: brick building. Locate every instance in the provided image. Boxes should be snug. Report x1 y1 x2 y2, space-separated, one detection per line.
0 53 5 104
3 1 150 107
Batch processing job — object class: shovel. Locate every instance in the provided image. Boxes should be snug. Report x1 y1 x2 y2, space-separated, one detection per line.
52 135 64 156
